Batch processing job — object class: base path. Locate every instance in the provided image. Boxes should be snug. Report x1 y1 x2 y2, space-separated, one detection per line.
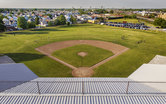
36 40 129 77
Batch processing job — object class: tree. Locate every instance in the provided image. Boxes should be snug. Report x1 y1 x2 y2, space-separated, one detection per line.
131 14 137 19
154 18 166 28
70 15 77 24
48 21 54 26
124 15 129 19
110 10 114 14
0 18 6 32
154 18 164 26
0 15 4 20
54 19 60 26
17 17 27 29
57 15 66 25
99 17 105 22
94 9 108 14
27 22 36 28
47 14 52 19
35 16 40 25
67 22 70 26
20 9 24 13
78 9 86 15
161 20 166 28
148 14 156 18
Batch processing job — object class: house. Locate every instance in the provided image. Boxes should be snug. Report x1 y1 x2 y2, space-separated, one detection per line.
3 18 9 25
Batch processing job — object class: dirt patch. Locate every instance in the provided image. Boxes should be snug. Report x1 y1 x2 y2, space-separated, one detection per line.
72 67 94 77
78 52 88 57
36 40 128 55
36 40 129 77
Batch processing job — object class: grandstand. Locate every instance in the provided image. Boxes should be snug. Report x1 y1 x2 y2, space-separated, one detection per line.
0 55 166 103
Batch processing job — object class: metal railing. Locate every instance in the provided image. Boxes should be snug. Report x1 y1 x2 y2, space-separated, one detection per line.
0 81 166 95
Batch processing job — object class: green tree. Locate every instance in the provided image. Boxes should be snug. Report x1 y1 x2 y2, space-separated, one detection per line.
0 15 4 20
27 22 36 28
57 15 66 25
94 9 108 14
35 16 40 25
99 17 105 22
110 10 114 14
54 19 60 26
154 18 164 26
78 9 86 15
67 22 70 26
148 14 156 18
131 14 137 19
20 9 24 13
70 15 77 24
47 14 52 19
48 21 54 26
0 18 6 32
161 20 166 28
17 17 27 29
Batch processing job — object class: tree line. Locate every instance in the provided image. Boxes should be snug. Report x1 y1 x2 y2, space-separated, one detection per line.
154 18 166 28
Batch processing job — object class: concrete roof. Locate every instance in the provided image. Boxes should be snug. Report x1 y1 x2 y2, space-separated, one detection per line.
0 63 38 92
0 63 38 81
149 55 166 64
0 55 15 64
128 64 166 82
128 64 166 92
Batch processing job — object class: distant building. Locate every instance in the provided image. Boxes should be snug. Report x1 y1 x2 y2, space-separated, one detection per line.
88 19 99 24
158 13 166 20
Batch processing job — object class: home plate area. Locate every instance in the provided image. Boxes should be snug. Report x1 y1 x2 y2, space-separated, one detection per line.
36 40 129 77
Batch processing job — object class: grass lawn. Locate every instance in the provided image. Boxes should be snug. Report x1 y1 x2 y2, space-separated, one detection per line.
139 19 156 27
107 18 155 27
52 44 114 67
107 19 139 23
0 24 166 77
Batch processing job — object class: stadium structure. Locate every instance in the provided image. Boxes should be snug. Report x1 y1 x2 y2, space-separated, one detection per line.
0 55 166 104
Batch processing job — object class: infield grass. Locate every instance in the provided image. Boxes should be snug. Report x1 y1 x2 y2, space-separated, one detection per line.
52 44 114 67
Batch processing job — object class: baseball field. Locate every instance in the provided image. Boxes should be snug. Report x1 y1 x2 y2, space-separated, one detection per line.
0 23 166 77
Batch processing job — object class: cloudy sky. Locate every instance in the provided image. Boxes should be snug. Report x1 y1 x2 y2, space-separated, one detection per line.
0 0 165 8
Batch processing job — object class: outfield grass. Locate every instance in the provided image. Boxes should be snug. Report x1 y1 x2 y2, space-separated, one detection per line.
52 44 114 67
0 24 166 77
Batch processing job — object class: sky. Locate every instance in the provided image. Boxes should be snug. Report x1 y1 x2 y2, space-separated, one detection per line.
0 0 166 8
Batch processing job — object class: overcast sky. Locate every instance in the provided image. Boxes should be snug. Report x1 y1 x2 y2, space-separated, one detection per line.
0 0 166 8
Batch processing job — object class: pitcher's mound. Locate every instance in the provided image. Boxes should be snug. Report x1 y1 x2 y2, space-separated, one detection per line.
78 52 88 57
72 67 94 77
